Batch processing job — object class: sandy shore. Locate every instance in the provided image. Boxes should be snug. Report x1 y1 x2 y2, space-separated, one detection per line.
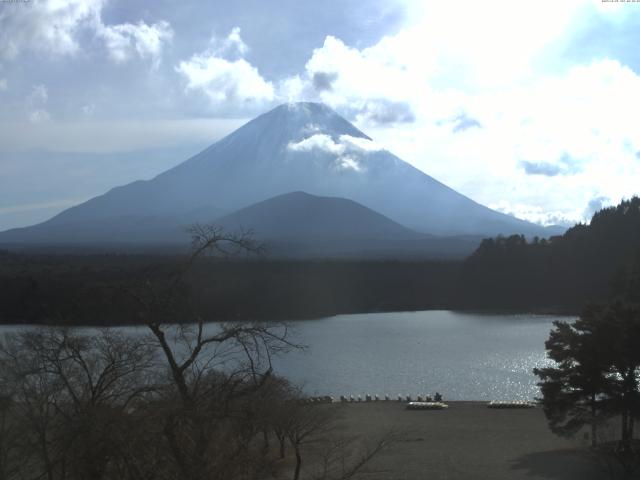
322 401 604 480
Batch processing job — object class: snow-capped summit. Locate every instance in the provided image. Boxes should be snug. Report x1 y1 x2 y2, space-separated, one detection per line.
0 102 558 251
243 102 370 143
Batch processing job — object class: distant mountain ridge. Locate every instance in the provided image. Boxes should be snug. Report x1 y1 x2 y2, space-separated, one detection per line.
216 191 422 240
214 191 481 258
0 192 483 258
0 102 563 255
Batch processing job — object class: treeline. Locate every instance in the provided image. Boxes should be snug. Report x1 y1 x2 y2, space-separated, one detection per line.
1 197 638 324
0 255 459 325
459 197 640 310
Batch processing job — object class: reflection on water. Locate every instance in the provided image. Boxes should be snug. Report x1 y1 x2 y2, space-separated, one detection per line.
270 310 573 401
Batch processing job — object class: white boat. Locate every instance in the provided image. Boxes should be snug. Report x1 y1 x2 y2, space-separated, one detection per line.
406 401 449 410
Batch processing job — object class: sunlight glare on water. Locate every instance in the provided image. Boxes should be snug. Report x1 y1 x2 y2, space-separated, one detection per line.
270 310 569 401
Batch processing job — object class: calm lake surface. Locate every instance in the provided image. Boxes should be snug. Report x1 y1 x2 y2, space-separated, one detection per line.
271 310 573 401
1 310 574 401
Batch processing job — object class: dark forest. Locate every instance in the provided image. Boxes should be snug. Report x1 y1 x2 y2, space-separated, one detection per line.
2 197 638 326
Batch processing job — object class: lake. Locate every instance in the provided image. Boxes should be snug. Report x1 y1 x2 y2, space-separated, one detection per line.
0 310 573 401
271 310 572 401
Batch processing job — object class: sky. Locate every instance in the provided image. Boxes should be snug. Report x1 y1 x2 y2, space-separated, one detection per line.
1 0 640 230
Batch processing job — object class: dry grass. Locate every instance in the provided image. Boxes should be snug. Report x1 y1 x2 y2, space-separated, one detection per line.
317 401 604 480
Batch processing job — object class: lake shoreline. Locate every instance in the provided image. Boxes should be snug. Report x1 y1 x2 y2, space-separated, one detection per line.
0 306 579 327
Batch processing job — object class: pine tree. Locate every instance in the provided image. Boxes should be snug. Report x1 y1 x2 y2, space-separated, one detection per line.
535 302 640 452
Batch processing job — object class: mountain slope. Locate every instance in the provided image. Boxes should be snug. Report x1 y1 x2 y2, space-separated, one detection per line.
216 191 422 240
0 102 558 249
214 191 479 258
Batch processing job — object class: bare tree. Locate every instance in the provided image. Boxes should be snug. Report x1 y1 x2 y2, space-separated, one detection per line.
309 429 401 480
120 224 300 480
0 392 22 480
268 384 401 480
286 402 337 480
0 327 157 480
0 224 396 480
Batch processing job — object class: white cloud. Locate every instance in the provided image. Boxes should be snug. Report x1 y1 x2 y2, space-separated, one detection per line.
278 75 306 103
0 78 7 91
0 0 103 59
100 20 173 67
26 84 50 123
283 0 586 120
177 57 274 104
292 35 423 121
490 201 578 228
340 135 383 153
288 134 345 156
288 133 382 155
214 26 248 59
335 156 361 172
176 28 274 105
28 110 51 124
82 103 95 116
0 0 172 65
583 195 611 220
287 133 382 172
277 1 640 225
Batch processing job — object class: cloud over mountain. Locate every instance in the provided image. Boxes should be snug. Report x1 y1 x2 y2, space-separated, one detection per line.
287 133 383 172
0 102 556 250
176 28 274 106
0 0 639 231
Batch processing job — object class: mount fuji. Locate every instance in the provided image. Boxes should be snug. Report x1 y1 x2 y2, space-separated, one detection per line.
0 102 560 256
